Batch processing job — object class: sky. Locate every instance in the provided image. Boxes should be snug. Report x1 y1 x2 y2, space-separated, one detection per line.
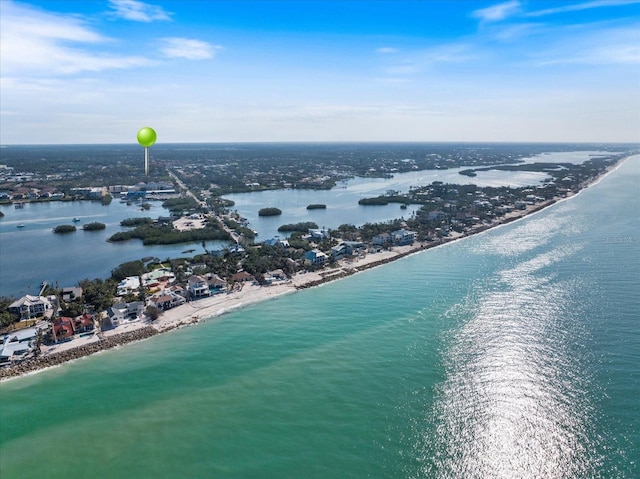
1 0 639 144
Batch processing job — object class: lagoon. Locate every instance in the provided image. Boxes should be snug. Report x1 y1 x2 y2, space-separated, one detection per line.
0 199 228 297
222 150 607 240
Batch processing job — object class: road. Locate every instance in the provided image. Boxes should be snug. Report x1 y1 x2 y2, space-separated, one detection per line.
167 169 242 244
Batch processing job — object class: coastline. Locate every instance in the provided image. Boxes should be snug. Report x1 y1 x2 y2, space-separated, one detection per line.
0 158 627 382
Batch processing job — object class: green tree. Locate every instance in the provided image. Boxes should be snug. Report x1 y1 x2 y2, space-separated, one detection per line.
111 260 146 281
79 278 115 314
145 305 160 321
60 300 84 318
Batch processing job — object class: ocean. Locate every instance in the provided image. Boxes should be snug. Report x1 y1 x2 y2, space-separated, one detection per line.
0 156 638 478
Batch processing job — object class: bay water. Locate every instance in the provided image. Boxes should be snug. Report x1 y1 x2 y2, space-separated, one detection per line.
0 200 228 298
0 156 638 478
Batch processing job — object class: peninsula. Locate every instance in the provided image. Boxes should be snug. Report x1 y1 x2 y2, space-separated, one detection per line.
0 144 636 381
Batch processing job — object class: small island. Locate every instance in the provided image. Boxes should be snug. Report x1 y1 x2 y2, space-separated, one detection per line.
82 222 106 231
306 204 326 210
278 221 319 232
258 207 282 216
53 224 77 234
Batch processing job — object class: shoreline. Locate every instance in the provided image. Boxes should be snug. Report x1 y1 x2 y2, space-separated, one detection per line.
0 157 628 382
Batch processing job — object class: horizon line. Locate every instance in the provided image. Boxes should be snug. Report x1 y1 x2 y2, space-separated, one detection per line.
3 140 639 147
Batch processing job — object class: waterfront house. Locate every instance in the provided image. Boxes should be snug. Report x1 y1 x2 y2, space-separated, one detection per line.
170 284 188 299
148 290 186 311
228 244 246 254
116 276 141 297
331 241 366 259
104 302 145 329
391 229 416 246
0 326 41 363
372 233 393 247
187 275 210 298
73 314 95 333
206 273 227 292
331 243 348 259
230 271 255 283
8 295 52 320
308 228 330 241
305 249 327 266
61 287 83 302
142 268 176 290
53 317 75 339
264 237 290 248
264 269 288 284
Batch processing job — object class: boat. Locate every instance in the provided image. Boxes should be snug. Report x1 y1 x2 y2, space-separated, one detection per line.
72 217 80 222
17 224 25 228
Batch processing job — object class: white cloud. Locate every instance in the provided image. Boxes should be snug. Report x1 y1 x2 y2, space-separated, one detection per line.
108 0 171 22
527 0 640 18
376 47 399 54
0 1 151 76
159 38 221 60
529 25 640 66
472 1 521 22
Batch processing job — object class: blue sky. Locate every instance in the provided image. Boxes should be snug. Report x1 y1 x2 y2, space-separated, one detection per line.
1 0 639 144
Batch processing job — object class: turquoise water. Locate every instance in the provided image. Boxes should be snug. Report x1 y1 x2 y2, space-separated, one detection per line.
1 157 638 478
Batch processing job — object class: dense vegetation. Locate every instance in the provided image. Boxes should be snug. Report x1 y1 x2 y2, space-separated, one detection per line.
53 224 76 233
162 197 201 213
82 222 106 231
278 221 318 232
108 224 231 245
111 260 146 281
258 207 282 216
121 217 154 227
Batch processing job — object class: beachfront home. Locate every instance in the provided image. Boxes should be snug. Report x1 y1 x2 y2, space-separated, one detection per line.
8 295 52 320
305 249 327 266
372 233 393 247
0 326 41 363
206 273 227 292
148 290 186 311
53 317 75 339
230 271 255 283
263 269 288 284
391 229 416 246
331 241 366 259
74 314 95 333
104 302 145 329
188 275 210 298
